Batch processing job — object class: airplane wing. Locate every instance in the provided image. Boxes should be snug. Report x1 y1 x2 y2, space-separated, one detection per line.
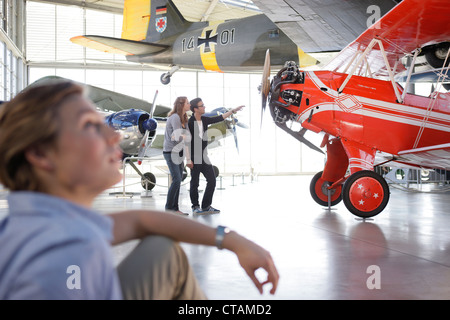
394 143 450 170
87 83 170 117
250 0 397 54
30 76 171 117
70 35 169 56
324 0 450 78
396 67 450 84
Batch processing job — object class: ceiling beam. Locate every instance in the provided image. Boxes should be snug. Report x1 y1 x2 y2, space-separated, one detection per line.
31 0 124 14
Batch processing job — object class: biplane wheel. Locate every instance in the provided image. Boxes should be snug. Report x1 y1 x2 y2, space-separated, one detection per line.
309 171 342 207
342 170 390 218
141 172 156 190
424 42 450 68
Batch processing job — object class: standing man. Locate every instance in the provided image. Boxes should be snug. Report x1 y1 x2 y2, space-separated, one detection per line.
187 98 244 214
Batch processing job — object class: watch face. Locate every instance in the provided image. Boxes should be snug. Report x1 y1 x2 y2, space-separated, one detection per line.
216 226 230 249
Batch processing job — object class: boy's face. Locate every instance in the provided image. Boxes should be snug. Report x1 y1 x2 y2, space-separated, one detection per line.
47 96 123 197
195 101 206 115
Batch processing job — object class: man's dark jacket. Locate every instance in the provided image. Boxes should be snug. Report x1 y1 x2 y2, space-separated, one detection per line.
187 114 223 164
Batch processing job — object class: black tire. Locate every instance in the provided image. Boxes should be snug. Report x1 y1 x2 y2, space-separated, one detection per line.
342 170 390 218
160 73 171 85
309 171 342 207
141 172 156 190
425 42 450 68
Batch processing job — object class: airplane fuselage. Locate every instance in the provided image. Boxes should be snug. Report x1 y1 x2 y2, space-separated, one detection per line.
127 14 301 72
271 69 450 161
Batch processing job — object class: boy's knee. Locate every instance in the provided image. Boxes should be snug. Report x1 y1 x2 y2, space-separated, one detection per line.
118 235 195 299
139 236 184 261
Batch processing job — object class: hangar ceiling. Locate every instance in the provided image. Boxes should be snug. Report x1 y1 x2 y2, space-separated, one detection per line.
35 0 261 21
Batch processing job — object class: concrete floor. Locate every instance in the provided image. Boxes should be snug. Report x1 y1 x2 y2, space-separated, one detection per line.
1 174 450 300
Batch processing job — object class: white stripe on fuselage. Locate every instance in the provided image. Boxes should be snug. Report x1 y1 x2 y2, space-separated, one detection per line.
301 72 450 133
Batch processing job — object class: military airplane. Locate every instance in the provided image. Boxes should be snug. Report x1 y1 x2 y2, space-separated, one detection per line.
70 0 396 85
70 0 317 85
260 0 450 218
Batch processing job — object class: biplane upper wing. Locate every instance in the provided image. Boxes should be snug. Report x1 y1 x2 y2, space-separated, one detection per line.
324 0 450 78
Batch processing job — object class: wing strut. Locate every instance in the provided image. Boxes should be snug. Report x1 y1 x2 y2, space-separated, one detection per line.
401 49 420 102
413 48 450 149
377 40 403 103
338 38 403 103
338 39 378 94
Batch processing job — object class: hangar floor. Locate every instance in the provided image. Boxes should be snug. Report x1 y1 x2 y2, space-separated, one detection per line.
103 174 450 300
1 174 450 300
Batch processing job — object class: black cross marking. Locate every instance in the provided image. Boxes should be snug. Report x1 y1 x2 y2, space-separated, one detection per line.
197 30 218 53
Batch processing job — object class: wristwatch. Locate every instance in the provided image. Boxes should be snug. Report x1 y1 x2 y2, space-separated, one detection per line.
215 225 230 250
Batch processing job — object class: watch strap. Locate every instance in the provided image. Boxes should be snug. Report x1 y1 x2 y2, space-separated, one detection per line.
215 225 230 249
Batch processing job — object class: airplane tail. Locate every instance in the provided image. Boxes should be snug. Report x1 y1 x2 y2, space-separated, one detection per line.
71 0 190 56
122 0 191 42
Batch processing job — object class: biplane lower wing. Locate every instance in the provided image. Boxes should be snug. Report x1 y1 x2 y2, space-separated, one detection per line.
395 143 450 170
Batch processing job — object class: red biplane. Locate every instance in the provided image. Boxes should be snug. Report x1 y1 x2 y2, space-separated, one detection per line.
261 0 450 218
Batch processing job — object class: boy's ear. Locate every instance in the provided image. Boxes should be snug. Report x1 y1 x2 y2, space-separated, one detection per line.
25 146 55 171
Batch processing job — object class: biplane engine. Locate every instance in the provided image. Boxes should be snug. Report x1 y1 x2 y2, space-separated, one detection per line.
104 108 157 156
268 61 305 125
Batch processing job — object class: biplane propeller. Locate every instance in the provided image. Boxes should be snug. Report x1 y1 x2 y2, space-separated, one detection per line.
260 49 324 155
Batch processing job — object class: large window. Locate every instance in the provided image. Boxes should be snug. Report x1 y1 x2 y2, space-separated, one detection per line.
0 0 26 100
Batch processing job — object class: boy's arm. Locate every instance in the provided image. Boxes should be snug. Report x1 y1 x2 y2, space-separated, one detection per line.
110 210 278 295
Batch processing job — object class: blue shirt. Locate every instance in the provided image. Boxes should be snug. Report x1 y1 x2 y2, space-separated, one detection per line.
0 191 122 300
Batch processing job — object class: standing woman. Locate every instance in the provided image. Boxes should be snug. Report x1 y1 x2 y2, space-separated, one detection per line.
163 96 192 215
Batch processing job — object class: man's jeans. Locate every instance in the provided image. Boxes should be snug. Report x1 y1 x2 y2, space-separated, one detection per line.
189 162 216 210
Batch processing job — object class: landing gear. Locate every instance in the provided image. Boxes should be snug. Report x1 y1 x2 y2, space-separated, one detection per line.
123 157 157 191
342 170 390 218
160 65 181 85
310 171 342 207
424 42 450 68
141 172 156 190
160 73 171 85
